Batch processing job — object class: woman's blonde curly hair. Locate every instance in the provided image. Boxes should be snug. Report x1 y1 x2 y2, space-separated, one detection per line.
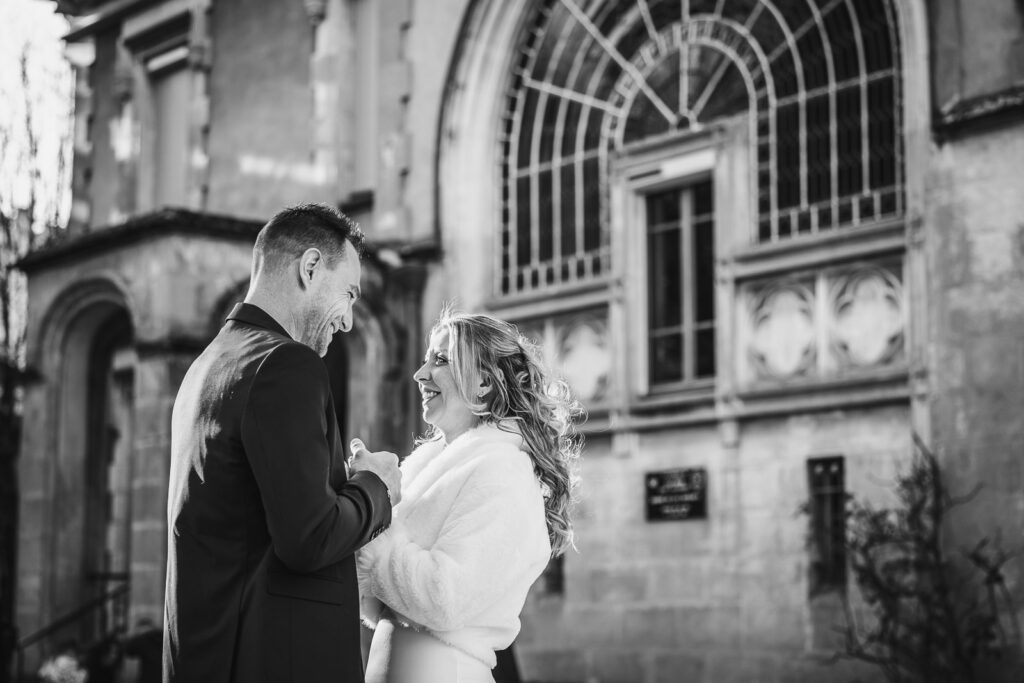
424 307 583 557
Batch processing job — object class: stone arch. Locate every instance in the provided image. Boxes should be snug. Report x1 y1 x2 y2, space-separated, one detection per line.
31 276 136 645
35 275 136 371
437 0 931 303
890 0 931 446
435 0 536 310
325 286 409 455
208 277 250 339
205 270 411 455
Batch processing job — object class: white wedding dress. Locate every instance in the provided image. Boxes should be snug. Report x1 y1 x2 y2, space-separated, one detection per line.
364 611 493 683
357 425 552 683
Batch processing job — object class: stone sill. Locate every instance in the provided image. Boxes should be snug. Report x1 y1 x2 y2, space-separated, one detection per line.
730 218 906 281
583 370 909 434
16 207 432 275
732 369 910 422
63 0 156 39
935 83 1024 141
485 282 612 320
16 208 263 274
736 366 908 401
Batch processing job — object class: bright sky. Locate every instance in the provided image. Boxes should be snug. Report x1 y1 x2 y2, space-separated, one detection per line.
0 0 71 356
0 0 72 229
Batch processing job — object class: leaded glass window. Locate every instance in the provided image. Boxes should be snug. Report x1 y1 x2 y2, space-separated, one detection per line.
808 456 847 594
647 179 715 386
500 0 904 297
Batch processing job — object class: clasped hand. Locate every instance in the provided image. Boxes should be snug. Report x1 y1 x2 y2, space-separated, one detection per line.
349 438 402 506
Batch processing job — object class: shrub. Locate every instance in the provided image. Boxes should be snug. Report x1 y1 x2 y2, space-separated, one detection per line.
809 436 1021 682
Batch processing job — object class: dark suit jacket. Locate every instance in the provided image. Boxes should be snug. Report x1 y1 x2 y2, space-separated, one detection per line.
163 303 391 683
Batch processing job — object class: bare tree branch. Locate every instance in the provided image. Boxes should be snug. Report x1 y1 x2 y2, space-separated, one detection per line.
802 437 1023 682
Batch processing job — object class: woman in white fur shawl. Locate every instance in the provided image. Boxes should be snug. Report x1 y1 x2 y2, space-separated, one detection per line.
354 310 581 683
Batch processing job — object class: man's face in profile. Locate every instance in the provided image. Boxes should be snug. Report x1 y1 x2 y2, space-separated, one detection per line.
300 241 362 356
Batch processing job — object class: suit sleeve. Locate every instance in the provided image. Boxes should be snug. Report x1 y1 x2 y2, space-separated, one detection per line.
241 342 391 573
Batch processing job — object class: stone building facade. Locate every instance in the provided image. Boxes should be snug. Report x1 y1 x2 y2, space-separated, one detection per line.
12 0 1024 681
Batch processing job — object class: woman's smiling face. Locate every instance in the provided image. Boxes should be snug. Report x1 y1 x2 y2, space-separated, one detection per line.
413 328 481 443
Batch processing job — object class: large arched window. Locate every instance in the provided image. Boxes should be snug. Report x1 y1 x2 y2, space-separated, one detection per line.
500 0 903 298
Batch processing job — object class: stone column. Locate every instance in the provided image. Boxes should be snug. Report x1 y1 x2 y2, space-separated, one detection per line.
14 378 53 646
127 347 198 627
374 0 412 238
112 41 138 222
303 0 348 198
186 0 214 210
65 40 96 233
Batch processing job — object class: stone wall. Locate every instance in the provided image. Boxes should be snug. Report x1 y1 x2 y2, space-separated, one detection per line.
205 0 324 220
16 233 254 655
926 119 1024 605
15 226 423 652
22 0 1024 680
929 0 1024 108
515 406 911 683
202 0 470 240
925 0 1024 635
401 0 470 242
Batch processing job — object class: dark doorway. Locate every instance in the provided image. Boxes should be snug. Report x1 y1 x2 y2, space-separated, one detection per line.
82 308 133 646
323 334 350 449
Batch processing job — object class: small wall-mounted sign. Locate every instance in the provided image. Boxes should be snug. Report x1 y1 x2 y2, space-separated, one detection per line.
645 468 707 521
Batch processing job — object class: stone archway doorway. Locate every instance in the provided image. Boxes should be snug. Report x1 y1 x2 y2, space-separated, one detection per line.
81 308 134 644
322 303 396 456
40 292 135 653
211 279 402 457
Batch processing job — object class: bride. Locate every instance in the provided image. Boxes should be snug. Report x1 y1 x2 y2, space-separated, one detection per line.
355 309 581 683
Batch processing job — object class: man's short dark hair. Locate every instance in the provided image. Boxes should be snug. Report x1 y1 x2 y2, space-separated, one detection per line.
254 203 365 270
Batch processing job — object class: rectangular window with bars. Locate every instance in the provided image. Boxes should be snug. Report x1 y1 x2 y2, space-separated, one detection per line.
807 456 847 595
646 178 716 388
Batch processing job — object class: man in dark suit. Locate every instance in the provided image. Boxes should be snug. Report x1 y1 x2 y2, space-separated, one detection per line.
163 203 401 683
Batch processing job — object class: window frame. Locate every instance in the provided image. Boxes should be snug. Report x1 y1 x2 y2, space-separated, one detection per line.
807 455 848 596
644 179 715 390
147 55 191 209
122 2 196 213
496 0 907 302
439 0 929 424
612 121 749 406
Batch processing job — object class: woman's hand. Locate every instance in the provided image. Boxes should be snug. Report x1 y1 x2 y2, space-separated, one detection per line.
349 438 402 505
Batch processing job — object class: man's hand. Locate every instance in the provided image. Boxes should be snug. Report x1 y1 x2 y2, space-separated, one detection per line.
349 439 402 506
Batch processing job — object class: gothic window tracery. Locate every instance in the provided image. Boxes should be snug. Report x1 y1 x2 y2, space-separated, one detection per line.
500 0 904 298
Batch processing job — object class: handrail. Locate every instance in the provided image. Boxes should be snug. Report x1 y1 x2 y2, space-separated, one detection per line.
15 581 129 680
84 572 130 583
17 583 128 649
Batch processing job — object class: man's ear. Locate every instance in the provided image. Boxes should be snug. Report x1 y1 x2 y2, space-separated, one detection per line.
298 248 323 290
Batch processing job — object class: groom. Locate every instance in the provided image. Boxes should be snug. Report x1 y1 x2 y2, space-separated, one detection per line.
163 203 401 682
